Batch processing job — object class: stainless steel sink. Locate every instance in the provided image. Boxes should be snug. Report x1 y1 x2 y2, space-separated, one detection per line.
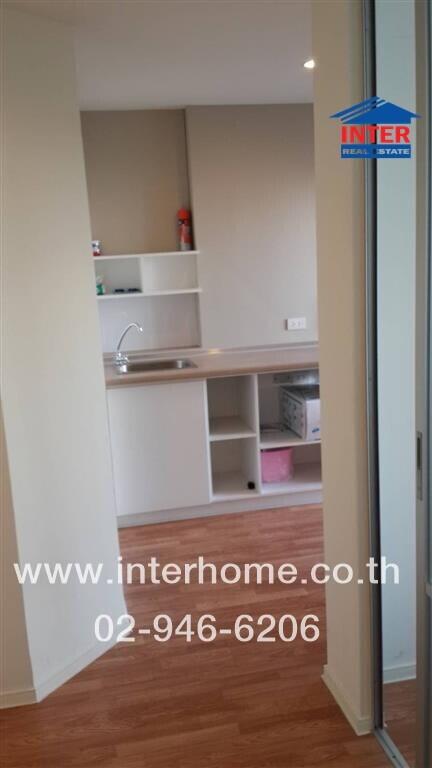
116 358 197 374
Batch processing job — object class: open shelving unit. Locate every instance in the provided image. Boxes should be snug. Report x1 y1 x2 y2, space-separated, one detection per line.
207 375 261 499
93 249 202 352
205 370 322 503
94 250 201 298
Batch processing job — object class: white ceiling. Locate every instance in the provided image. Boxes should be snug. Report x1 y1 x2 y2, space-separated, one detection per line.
7 0 313 109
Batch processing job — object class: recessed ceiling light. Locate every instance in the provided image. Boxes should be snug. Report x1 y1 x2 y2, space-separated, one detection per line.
304 59 316 70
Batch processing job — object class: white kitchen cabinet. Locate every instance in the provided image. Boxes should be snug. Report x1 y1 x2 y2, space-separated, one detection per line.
107 381 211 517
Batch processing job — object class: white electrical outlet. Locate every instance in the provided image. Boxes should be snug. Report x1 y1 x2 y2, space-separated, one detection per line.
286 317 307 331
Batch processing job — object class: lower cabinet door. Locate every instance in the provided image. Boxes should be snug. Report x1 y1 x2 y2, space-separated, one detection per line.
107 380 211 517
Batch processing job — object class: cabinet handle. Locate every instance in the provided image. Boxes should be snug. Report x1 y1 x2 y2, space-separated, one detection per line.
417 431 423 501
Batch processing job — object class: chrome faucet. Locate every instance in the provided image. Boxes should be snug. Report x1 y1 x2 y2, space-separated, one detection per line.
114 322 143 366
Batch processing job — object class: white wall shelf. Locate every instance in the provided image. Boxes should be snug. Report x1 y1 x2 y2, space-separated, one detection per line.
94 250 200 261
97 287 202 300
97 292 142 301
93 253 141 262
209 416 256 442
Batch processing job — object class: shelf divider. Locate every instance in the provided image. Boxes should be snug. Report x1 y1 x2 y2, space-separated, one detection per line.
260 429 321 449
209 416 256 441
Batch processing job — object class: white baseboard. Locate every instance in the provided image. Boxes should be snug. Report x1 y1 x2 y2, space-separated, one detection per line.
383 663 416 684
0 687 37 709
1 634 119 710
117 490 322 528
34 635 120 703
322 665 373 736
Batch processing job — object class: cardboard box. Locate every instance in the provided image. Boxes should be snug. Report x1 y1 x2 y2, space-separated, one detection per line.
280 386 321 441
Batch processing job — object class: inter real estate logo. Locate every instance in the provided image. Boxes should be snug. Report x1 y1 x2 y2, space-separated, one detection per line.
330 97 420 158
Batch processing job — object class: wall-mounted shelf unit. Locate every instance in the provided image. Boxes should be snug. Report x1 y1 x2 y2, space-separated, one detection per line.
93 250 202 352
94 251 201 297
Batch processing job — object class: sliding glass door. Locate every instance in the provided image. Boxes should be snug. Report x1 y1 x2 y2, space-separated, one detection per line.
374 1 417 764
416 2 432 765
368 0 431 765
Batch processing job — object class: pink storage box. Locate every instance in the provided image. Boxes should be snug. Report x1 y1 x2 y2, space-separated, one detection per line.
260 448 294 483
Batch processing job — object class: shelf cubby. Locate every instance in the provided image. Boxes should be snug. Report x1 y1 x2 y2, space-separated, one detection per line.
258 372 321 495
211 439 260 501
207 375 259 441
94 256 142 297
258 371 321 448
261 455 322 496
140 251 199 292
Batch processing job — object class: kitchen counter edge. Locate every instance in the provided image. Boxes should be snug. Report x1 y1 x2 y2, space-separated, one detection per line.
104 344 319 388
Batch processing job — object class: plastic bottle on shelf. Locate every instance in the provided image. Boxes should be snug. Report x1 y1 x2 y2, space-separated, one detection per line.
177 209 192 251
96 275 106 296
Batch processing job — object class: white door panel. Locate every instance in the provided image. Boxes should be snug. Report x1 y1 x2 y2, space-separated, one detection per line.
107 381 211 516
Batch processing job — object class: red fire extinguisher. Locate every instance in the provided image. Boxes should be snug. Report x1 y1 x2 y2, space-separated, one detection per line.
177 209 192 251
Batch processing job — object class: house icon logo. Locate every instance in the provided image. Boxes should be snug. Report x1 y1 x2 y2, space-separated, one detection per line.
330 97 420 158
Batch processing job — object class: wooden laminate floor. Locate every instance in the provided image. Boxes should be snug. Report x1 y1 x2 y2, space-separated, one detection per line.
2 506 390 768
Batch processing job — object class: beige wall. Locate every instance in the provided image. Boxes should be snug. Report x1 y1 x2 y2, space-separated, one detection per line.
186 105 317 349
0 407 34 706
81 110 190 255
81 106 317 352
312 0 372 734
2 8 125 703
